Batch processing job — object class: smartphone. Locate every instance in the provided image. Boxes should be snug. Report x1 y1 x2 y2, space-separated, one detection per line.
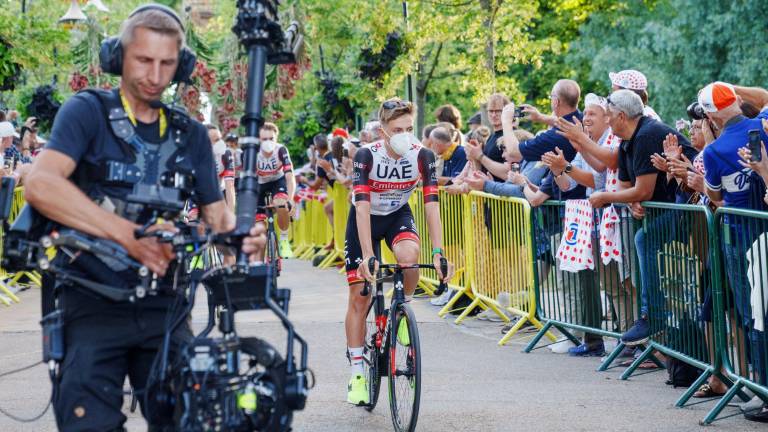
748 129 762 162
514 106 524 118
510 162 520 173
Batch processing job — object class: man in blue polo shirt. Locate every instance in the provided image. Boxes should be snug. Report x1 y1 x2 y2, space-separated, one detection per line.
700 81 768 423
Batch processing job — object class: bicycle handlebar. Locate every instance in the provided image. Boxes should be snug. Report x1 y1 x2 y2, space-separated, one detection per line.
360 256 448 296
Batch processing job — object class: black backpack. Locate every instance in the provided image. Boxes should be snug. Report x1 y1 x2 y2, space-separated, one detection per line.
665 357 702 388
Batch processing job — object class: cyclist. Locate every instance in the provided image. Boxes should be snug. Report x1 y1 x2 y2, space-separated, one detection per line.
257 121 296 258
345 97 454 405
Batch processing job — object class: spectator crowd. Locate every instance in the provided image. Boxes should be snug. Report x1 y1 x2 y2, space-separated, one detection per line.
290 70 768 424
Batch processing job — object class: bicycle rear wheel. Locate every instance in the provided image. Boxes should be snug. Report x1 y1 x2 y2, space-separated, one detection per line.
388 303 421 432
364 298 382 411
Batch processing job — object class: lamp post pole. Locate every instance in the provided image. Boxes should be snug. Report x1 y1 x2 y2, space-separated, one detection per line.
402 1 413 103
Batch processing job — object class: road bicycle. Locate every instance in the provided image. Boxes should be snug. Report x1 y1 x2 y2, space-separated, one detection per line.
360 255 447 432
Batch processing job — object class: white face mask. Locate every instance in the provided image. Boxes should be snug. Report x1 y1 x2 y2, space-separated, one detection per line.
261 139 277 153
386 132 418 156
213 139 227 154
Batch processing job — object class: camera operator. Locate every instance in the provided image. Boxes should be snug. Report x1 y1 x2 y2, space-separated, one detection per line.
23 5 265 430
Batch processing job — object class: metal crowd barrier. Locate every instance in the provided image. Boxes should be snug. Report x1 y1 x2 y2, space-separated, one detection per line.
446 192 553 343
408 189 468 298
0 187 38 305
318 182 349 269
525 201 640 367
616 204 722 409
705 207 768 424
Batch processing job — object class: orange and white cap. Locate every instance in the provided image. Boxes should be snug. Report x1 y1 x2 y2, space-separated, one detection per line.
697 82 737 113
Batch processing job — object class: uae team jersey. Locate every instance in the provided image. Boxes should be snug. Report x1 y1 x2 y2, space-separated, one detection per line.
352 140 439 216
257 144 294 184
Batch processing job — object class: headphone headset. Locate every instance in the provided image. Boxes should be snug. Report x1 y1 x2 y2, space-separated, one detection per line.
99 4 196 84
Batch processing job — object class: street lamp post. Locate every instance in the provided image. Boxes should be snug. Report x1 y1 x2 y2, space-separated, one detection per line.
402 1 414 103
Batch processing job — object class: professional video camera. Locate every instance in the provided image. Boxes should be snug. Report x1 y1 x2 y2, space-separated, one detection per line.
0 1 309 431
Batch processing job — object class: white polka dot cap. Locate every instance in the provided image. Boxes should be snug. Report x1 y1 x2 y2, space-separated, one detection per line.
609 70 648 91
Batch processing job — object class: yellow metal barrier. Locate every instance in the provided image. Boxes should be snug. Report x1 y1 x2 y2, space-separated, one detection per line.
408 189 470 300
318 183 349 269
458 192 555 344
0 187 34 305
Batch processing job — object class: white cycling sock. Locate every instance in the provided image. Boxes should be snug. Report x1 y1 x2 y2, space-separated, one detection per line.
405 295 413 303
348 346 364 376
280 230 289 241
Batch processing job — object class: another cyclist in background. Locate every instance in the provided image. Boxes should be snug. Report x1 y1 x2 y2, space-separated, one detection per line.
207 124 237 211
344 97 454 405
257 121 297 258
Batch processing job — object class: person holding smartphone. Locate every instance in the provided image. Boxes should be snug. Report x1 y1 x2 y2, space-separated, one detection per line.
698 82 768 423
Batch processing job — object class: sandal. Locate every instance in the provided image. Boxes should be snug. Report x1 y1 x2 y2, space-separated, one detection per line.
693 384 726 398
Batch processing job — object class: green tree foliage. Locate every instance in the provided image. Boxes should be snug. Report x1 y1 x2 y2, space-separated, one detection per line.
567 0 768 122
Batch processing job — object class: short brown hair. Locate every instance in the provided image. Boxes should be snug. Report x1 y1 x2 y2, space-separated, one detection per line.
434 104 462 130
378 98 416 125
261 122 279 135
487 93 511 107
120 8 186 49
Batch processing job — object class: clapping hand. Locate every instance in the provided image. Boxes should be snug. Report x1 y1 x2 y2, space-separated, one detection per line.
650 152 669 173
466 139 484 162
662 133 682 161
554 117 587 150
668 153 694 180
541 147 568 174
465 171 491 191
316 158 332 172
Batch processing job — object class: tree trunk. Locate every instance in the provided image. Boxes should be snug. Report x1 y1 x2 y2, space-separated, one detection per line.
479 0 497 128
415 43 443 138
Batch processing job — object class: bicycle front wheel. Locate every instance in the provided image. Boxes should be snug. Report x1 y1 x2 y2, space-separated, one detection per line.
364 298 382 411
388 303 421 432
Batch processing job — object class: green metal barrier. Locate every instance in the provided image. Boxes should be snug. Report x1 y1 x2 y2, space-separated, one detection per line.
705 207 768 424
618 203 733 417
525 201 640 370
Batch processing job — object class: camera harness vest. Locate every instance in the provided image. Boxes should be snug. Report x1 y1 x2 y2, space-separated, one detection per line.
78 88 194 224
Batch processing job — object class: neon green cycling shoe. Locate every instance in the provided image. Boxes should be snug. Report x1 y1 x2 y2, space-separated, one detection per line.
397 317 410 346
346 374 369 405
279 239 294 258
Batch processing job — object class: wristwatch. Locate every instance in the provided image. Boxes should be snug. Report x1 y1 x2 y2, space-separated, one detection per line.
564 163 573 174
431 247 444 258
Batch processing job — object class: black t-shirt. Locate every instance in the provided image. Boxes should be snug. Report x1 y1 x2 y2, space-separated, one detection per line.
316 152 336 186
46 92 222 209
483 129 505 181
539 172 587 201
617 116 697 202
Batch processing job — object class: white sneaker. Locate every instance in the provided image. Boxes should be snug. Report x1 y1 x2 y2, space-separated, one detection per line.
430 288 454 306
476 307 510 322
548 339 576 354
741 395 763 412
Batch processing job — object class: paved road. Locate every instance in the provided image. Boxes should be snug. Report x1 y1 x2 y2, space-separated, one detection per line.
0 259 762 431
